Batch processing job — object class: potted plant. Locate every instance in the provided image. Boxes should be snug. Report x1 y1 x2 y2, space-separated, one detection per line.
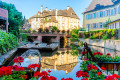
51 29 55 33
45 28 49 33
38 28 43 33
57 29 60 33
62 30 65 34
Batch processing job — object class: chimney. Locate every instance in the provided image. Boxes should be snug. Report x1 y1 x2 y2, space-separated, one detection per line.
56 9 58 20
41 5 43 13
67 6 70 10
45 7 48 11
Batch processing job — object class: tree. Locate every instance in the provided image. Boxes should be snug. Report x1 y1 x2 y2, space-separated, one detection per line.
0 1 24 36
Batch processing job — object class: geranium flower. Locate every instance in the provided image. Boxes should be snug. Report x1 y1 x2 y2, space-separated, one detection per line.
81 78 88 80
97 72 101 76
48 70 51 73
61 77 73 80
34 71 42 77
13 56 24 63
112 74 119 79
76 70 83 78
27 64 40 69
105 75 114 80
107 53 111 56
49 76 57 80
13 57 19 63
101 67 106 71
21 75 27 79
87 64 93 71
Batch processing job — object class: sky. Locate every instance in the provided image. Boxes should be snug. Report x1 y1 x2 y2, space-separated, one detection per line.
1 0 92 26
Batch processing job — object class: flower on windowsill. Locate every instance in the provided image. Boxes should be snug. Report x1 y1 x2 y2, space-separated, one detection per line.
48 70 51 73
27 64 40 69
107 53 111 56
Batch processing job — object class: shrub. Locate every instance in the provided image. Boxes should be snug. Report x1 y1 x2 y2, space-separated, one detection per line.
102 34 109 40
0 31 18 55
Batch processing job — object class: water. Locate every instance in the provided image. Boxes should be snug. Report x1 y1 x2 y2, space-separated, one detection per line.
40 44 82 80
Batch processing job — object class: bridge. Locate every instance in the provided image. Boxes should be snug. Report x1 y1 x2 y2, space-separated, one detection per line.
27 33 69 43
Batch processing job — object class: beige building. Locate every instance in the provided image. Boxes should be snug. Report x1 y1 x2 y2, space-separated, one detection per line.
29 6 79 31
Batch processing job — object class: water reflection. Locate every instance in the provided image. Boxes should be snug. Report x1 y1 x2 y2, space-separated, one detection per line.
40 43 81 80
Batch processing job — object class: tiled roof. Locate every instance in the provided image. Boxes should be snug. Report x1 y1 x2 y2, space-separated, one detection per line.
84 0 120 14
30 7 79 19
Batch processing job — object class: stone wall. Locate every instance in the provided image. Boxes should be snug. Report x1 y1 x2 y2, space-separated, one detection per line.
79 38 120 51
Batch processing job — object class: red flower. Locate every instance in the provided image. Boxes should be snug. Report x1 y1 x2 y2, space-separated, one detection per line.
97 72 101 76
27 64 40 69
101 67 106 71
21 75 27 79
13 56 24 63
0 66 12 76
81 78 88 80
82 51 87 55
105 75 114 80
34 71 42 77
76 70 82 78
49 76 57 80
18 56 24 63
61 77 73 80
107 53 111 56
87 64 93 71
48 70 51 73
92 65 98 70
13 57 19 63
112 74 119 79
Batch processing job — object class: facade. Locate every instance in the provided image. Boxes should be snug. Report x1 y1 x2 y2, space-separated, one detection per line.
83 0 120 31
29 6 79 31
0 8 8 33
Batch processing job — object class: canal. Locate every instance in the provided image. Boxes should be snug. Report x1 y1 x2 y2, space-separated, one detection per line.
40 43 82 80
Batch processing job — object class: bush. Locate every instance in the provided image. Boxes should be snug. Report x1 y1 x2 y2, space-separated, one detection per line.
102 34 109 40
0 31 18 55
20 33 28 41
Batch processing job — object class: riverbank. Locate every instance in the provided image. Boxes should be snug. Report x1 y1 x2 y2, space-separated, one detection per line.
79 38 120 51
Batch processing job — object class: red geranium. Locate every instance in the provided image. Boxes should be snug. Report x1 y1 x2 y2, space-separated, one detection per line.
97 72 101 76
107 53 111 56
21 75 27 79
81 78 88 80
49 76 57 80
101 67 106 71
112 74 119 79
27 64 40 69
0 66 12 76
34 71 42 77
105 75 114 80
76 70 82 78
87 64 98 71
13 56 24 63
61 77 73 80
48 70 51 73
82 51 87 55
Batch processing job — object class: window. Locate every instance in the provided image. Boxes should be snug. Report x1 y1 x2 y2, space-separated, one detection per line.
107 10 110 16
88 24 90 29
96 23 99 28
93 23 96 28
62 17 64 21
62 23 64 27
118 6 120 14
88 14 92 19
100 11 103 17
103 11 106 17
93 13 97 18
99 23 103 28
91 24 93 29
114 8 117 15
97 12 99 18
119 22 120 28
111 9 114 16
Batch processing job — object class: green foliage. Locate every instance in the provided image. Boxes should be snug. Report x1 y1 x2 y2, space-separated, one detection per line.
52 26 58 31
19 33 28 42
0 1 24 36
80 29 118 40
1 71 26 80
0 31 18 55
102 34 109 40
70 28 79 41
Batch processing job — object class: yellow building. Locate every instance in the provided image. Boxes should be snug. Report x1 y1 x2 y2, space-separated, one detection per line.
29 6 79 31
83 0 120 31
